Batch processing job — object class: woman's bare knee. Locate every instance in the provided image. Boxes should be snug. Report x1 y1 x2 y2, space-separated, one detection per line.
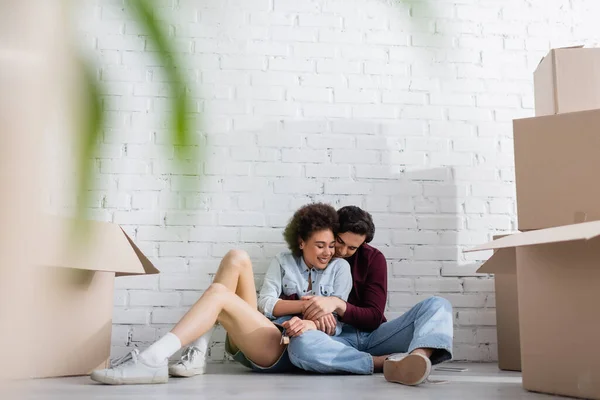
205 282 229 295
223 249 252 267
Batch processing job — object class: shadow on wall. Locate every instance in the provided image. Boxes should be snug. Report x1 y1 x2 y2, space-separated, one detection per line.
370 167 498 362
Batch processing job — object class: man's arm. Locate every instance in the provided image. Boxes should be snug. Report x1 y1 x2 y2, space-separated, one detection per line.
339 251 387 331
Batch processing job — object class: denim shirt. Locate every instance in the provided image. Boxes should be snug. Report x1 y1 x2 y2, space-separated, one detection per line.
258 252 352 336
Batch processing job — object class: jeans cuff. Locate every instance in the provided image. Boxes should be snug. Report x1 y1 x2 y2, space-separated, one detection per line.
408 341 453 366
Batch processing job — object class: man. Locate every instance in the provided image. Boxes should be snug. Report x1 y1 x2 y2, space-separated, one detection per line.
289 206 454 385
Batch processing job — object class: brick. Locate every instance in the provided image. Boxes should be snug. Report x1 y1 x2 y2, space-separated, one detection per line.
189 227 239 242
159 242 210 257
305 164 352 178
471 183 515 198
222 177 270 192
236 86 285 101
415 278 462 293
115 276 159 290
130 326 157 343
300 73 346 88
319 29 363 44
334 89 380 104
113 211 162 225
160 274 212 290
442 263 487 277
430 152 473 167
231 146 280 161
274 0 321 12
379 246 412 259
152 308 188 324
241 228 284 243
372 214 417 229
340 45 387 61
392 230 440 245
287 87 331 102
414 246 459 261
129 291 181 307
204 161 253 176
282 148 328 163
137 226 189 242
270 26 318 42
256 132 303 148
444 294 487 308
325 181 372 195
388 293 431 308
365 31 409 45
463 278 495 293
401 106 445 120
392 261 441 276
353 105 399 119
251 71 299 86
292 43 336 58
457 310 496 326
274 179 323 194
307 134 355 149
165 212 216 226
113 308 149 325
255 162 302 177
317 59 362 74
355 165 401 179
332 149 379 164
387 278 415 292
418 216 464 230
298 13 342 28
253 101 299 116
383 91 427 105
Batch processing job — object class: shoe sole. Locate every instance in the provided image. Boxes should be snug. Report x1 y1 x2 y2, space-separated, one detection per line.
169 367 206 377
383 354 431 386
90 373 168 385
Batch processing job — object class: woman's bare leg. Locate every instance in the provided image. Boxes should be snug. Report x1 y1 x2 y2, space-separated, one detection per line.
171 283 284 367
212 249 257 308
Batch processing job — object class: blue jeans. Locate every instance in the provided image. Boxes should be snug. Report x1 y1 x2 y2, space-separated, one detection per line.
287 296 454 374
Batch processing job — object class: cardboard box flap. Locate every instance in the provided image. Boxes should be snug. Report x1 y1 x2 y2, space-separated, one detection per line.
476 250 515 274
467 220 600 252
118 229 160 277
536 45 584 67
36 216 159 276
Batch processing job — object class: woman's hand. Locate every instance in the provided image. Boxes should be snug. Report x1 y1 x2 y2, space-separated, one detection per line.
314 313 337 336
302 295 341 320
282 316 317 337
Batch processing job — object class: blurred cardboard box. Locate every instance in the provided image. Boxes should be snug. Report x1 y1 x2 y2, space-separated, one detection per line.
18 216 159 378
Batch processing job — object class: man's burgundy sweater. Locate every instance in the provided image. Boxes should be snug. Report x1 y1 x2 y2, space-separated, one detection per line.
340 243 388 332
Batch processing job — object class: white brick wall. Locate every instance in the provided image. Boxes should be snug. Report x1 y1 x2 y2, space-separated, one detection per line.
73 0 600 363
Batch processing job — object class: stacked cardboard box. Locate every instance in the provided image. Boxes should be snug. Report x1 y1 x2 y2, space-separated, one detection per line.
471 46 600 399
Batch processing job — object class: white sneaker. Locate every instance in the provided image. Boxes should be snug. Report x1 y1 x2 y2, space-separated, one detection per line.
383 353 432 386
169 346 207 377
90 349 168 385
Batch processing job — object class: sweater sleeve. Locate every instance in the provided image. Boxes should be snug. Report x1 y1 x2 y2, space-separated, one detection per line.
340 251 387 331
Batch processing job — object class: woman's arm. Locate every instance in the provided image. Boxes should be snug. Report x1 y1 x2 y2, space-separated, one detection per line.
257 257 284 319
272 299 305 317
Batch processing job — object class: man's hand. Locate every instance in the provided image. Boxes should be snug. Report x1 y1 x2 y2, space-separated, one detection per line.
314 313 337 336
302 295 341 321
281 316 317 337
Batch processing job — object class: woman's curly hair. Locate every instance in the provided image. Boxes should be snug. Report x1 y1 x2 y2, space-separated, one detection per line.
283 203 339 257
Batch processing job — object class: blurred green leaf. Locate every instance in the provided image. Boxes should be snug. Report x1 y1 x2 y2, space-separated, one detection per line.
128 0 195 159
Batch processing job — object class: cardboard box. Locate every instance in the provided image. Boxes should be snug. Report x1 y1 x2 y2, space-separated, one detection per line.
476 235 520 372
534 46 600 116
469 221 600 399
23 216 159 379
514 109 600 230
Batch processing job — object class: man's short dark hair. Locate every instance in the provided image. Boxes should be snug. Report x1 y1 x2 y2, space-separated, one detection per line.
283 203 339 257
337 206 375 243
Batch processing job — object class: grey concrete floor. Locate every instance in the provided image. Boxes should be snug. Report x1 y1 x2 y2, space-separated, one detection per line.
8 363 569 400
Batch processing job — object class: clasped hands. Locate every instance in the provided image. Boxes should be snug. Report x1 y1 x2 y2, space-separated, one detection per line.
281 295 340 338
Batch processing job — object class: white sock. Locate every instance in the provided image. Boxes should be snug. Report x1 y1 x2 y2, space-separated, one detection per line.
140 332 182 366
188 326 214 354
